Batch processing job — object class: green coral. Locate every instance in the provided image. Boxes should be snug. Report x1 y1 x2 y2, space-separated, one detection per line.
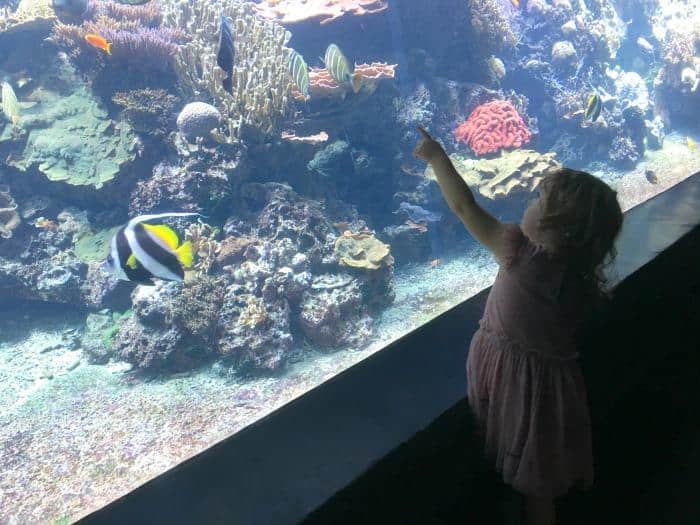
100 310 132 351
0 63 136 188
73 226 120 263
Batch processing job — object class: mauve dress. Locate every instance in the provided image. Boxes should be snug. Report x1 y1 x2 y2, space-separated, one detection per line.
466 225 594 498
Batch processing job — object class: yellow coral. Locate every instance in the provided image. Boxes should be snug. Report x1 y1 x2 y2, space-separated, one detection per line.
334 231 393 270
0 0 56 35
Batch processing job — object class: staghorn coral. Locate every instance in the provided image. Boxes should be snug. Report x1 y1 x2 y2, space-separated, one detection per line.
162 0 293 142
453 100 531 157
254 0 387 25
0 184 20 239
425 149 560 200
333 231 393 271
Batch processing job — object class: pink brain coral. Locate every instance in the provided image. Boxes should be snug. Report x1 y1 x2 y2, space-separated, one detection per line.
453 100 531 156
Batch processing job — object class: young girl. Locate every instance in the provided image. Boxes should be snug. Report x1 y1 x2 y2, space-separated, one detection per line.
413 127 623 525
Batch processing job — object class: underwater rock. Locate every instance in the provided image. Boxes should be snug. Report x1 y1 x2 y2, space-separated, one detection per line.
112 89 179 136
608 136 640 169
216 287 293 374
551 40 577 69
467 0 518 54
81 311 119 364
176 102 221 142
645 116 665 150
129 160 233 215
333 231 392 271
299 274 373 349
614 71 651 114
425 149 560 200
1 76 137 189
83 263 133 311
0 184 20 239
113 279 223 373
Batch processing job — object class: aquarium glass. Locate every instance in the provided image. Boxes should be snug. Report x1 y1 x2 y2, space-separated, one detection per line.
1 0 699 521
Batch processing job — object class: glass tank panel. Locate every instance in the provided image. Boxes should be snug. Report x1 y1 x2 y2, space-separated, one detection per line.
1 0 699 521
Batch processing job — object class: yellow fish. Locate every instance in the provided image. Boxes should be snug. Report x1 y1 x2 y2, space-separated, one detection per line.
687 137 696 152
1 81 19 127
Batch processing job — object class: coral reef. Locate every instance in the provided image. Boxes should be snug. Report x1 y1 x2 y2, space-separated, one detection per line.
254 0 387 25
425 150 560 200
0 63 137 188
467 0 518 54
112 88 179 136
163 0 293 142
49 1 186 73
453 100 531 157
299 274 373 348
0 184 20 239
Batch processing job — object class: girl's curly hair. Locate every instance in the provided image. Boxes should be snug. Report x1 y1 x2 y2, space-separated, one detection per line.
538 168 623 302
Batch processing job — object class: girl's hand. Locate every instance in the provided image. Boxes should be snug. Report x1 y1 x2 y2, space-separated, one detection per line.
413 126 445 163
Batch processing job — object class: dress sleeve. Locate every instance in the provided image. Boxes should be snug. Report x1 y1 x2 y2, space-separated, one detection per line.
495 224 526 269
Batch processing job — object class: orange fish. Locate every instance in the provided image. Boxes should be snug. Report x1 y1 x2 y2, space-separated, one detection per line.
429 258 441 268
510 0 520 7
85 34 112 55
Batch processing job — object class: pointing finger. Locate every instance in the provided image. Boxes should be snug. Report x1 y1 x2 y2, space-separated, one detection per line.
416 126 432 140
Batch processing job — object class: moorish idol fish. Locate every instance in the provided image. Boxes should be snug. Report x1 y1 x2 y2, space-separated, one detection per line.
288 49 310 101
584 93 602 122
102 213 200 285
324 43 362 93
217 15 235 94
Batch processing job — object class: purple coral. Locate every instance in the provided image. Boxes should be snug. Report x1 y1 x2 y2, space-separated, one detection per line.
98 27 185 70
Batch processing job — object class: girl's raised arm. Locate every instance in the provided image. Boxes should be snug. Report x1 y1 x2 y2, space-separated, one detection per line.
414 127 510 261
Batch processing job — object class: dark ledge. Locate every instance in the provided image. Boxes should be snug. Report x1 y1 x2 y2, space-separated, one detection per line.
78 172 700 525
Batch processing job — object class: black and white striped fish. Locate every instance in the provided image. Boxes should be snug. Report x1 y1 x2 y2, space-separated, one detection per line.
102 213 200 285
324 43 362 93
288 50 310 100
217 15 235 94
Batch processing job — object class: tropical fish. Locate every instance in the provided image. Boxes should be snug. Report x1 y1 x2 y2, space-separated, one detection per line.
510 0 520 8
584 93 602 122
324 44 362 93
645 169 658 185
217 15 235 94
102 213 200 285
394 202 442 223
687 137 696 152
429 258 441 268
1 81 19 127
288 50 310 100
85 34 111 55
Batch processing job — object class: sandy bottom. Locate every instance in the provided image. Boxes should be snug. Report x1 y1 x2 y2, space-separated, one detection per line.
1 134 698 524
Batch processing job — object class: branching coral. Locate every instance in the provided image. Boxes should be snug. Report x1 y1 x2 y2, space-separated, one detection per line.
84 0 163 27
162 0 293 142
453 100 531 156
